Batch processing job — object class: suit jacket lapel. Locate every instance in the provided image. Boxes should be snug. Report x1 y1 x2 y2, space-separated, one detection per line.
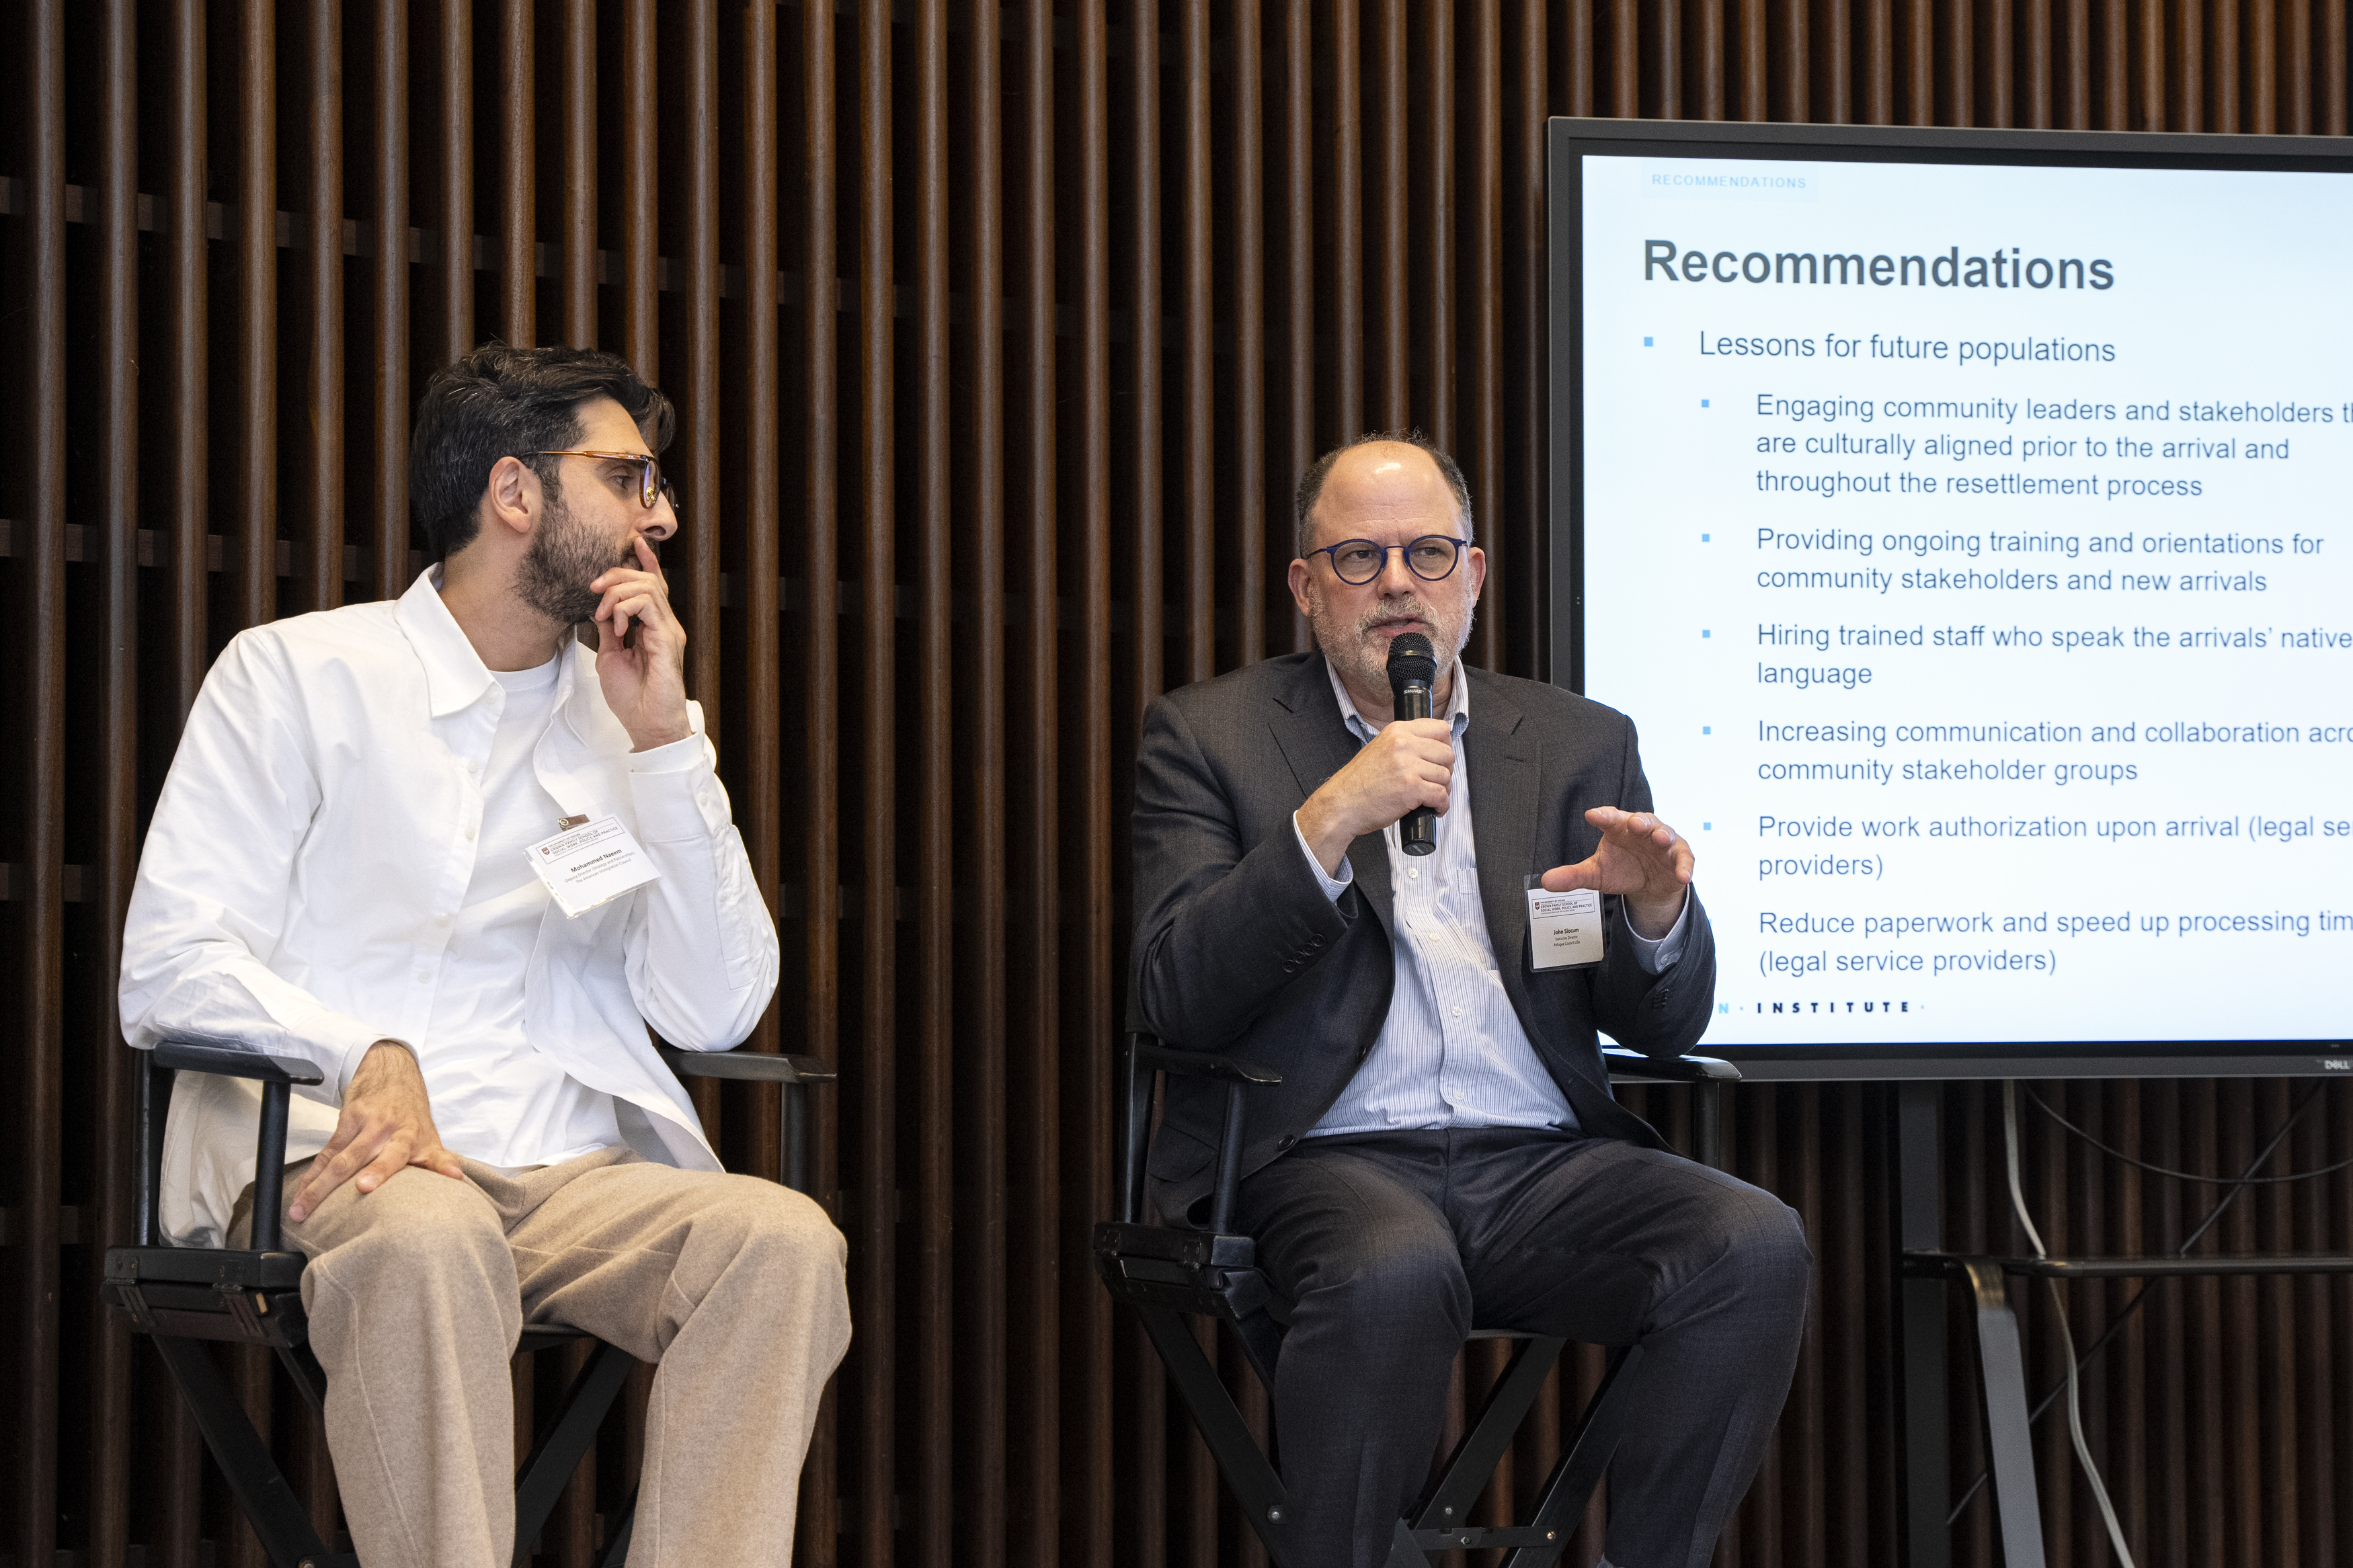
1464 667 1538 983
1268 654 1392 934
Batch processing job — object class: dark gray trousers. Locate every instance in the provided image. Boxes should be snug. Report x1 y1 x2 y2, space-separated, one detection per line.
1235 1128 1812 1568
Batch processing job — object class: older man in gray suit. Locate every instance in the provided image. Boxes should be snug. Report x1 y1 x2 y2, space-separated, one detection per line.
1128 431 1811 1568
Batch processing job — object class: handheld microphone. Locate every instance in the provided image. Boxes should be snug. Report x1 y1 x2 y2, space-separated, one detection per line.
1386 632 1439 857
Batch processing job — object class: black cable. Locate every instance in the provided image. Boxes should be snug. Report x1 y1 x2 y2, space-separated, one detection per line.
1944 1082 2328 1527
2022 1081 2353 1185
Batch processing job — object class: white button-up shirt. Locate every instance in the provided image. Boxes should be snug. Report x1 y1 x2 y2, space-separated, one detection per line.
1294 661 1687 1136
120 569 779 1245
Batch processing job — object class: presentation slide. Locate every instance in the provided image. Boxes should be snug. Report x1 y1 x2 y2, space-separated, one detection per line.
1577 150 2352 1050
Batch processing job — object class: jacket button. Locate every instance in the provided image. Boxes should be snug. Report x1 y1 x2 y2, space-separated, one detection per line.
1276 1134 1298 1151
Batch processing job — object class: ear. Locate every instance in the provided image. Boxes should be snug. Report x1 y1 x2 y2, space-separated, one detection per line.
1462 544 1488 602
481 455 543 542
1286 556 1317 620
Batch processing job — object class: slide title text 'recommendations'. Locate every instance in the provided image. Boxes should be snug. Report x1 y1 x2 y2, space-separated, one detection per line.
1644 241 2115 290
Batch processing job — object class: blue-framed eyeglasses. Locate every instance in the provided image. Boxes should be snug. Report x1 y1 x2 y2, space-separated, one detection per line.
1310 535 1472 585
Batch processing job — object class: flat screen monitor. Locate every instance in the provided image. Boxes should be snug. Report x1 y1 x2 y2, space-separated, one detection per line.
1548 119 2353 1079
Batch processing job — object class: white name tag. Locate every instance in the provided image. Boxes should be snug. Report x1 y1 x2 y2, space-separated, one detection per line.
1525 880 1604 970
526 814 660 918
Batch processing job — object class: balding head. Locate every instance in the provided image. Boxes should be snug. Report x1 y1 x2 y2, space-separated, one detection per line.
1293 429 1472 556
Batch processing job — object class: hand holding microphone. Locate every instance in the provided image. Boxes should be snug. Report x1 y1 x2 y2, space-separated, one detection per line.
1292 632 1455 876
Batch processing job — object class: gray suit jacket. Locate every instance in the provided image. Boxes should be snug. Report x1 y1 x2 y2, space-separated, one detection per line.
1128 652 1716 1223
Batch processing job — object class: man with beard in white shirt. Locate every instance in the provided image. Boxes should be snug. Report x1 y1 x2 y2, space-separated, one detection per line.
120 343 849 1568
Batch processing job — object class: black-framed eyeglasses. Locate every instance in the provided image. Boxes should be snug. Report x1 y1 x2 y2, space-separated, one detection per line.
1310 535 1471 585
536 449 682 518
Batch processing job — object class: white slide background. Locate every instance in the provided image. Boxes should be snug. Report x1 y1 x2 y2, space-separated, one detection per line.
1579 153 2353 1047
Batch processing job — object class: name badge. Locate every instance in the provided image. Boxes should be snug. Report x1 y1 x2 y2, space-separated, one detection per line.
1524 877 1603 970
526 814 661 918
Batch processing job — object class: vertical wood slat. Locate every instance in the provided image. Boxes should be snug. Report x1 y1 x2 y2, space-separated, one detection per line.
441 0 475 363
87 8 141 1567
1074 0 1121 1546
854 0 898 1557
1375 0 1410 427
561 0 596 347
15 8 65 1568
374 0 411 600
914 0 955 1561
1332 0 1365 440
965 1 1012 1561
1283 0 1315 653
1423 0 1456 452
675 0 722 1148
1125 5 1169 1559
743 0 783 1152
501 0 534 345
239 0 278 632
1181 0 1216 685
1015 0 1064 1559
309 0 346 616
621 0 657 375
1233 1 1267 668
1464 0 1501 674
169 0 210 716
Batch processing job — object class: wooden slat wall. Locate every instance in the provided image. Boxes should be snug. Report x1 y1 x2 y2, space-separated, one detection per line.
1 4 2348 1567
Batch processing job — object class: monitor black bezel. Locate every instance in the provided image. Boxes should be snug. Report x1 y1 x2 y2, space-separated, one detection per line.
1544 118 2353 1080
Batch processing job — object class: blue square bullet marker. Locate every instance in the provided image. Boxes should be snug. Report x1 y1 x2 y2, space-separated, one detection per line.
1702 823 1712 831
1702 726 1712 734
1701 533 1710 542
1701 629 1710 638
1701 399 1710 407
1643 336 1654 346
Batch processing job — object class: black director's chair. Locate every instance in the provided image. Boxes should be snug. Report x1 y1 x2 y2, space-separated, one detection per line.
102 1036 834 1568
1092 1033 1738 1568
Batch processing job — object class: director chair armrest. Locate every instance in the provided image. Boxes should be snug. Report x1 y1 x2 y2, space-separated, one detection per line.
1117 1036 1284 1235
148 1036 323 1253
1602 1047 1740 1085
656 1045 836 1194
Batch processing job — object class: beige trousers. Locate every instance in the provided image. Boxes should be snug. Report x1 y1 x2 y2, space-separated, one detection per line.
233 1147 850 1568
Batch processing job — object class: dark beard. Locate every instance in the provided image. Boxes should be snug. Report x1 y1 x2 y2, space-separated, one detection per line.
513 485 627 626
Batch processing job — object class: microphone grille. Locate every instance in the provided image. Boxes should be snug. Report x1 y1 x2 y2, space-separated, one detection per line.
1386 631 1437 689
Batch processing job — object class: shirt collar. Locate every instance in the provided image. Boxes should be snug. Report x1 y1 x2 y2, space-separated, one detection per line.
393 565 588 722
1324 652 1471 744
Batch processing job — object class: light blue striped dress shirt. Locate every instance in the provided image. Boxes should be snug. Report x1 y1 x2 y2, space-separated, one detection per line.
1293 661 1688 1137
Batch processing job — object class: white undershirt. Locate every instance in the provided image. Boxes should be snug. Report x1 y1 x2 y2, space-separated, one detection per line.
417 653 623 1169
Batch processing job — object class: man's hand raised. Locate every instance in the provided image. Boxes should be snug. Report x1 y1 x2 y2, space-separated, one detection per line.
592 536 693 753
286 1042 466 1223
1294 718 1455 877
1541 807 1695 940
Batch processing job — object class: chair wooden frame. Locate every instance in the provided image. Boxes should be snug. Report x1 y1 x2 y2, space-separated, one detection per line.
103 1037 833 1568
1090 1033 1737 1567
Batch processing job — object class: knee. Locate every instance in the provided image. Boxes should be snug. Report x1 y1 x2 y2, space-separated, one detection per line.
1710 1186 1812 1309
1298 1235 1468 1335
706 1176 848 1282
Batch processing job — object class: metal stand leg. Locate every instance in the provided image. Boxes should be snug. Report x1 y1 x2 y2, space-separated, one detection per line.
1962 1260 2047 1568
1895 1080 1951 1568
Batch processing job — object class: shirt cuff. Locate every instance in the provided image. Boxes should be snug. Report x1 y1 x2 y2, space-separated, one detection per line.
627 739 724 843
333 1028 415 1097
1622 888 1692 975
1293 811 1355 902
625 733 707 774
